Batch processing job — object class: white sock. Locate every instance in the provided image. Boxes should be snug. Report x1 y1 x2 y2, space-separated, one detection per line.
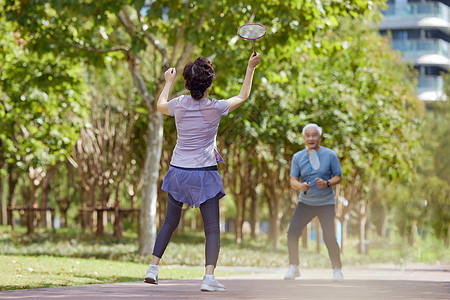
149 264 159 270
204 274 214 279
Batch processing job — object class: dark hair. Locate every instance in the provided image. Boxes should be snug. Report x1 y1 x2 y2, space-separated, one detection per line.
183 57 215 100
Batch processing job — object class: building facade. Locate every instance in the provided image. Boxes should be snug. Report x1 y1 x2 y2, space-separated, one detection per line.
379 0 450 101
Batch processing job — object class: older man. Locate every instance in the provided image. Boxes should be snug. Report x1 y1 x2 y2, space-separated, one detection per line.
284 123 343 281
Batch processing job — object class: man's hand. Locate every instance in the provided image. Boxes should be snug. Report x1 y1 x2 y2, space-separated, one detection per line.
314 178 328 189
302 181 311 192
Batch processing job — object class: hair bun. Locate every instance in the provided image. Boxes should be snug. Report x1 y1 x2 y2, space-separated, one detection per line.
191 89 203 99
183 57 215 100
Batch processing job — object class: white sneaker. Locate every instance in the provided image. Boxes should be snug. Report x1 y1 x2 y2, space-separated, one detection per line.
284 264 300 280
144 264 159 285
333 268 343 282
200 275 226 292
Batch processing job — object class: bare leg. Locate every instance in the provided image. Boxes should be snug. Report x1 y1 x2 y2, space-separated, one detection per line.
205 264 215 275
151 256 160 265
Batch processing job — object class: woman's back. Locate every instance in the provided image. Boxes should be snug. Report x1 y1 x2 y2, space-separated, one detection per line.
168 95 230 168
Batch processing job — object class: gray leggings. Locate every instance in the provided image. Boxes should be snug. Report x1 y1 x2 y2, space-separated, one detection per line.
152 193 221 266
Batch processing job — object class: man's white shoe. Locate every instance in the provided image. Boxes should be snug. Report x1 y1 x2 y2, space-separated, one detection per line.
333 268 343 282
144 264 159 285
284 264 300 280
200 275 226 292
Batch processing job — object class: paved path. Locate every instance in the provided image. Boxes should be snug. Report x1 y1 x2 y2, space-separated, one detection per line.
1 264 449 299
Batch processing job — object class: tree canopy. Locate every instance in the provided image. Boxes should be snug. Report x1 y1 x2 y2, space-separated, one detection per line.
0 12 88 173
2 0 441 250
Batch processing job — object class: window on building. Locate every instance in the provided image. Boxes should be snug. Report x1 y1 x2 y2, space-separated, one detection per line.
392 31 408 40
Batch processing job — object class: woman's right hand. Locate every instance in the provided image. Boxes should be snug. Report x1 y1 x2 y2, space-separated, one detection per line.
248 52 260 69
165 67 176 83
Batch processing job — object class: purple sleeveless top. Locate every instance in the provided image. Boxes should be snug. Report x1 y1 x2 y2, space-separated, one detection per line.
168 95 230 167
161 95 230 207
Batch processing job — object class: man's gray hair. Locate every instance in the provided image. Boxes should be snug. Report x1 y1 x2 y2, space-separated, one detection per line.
302 123 322 136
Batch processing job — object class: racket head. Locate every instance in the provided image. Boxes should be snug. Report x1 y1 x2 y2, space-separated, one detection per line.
308 149 320 170
237 23 266 40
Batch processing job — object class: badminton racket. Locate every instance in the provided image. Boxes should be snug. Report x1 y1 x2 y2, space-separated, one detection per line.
237 23 266 54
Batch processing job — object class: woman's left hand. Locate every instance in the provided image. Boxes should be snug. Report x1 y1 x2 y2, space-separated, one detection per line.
314 178 328 189
248 52 260 69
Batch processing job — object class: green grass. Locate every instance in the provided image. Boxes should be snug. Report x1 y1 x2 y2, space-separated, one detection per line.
2 226 448 268
0 225 449 291
0 254 234 291
0 254 143 291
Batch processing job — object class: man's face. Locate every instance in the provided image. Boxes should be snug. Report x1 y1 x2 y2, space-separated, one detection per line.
303 128 321 150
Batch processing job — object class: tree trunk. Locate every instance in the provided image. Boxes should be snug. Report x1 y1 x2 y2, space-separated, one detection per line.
250 193 259 239
27 181 38 234
7 165 18 225
315 217 321 254
228 147 244 244
234 196 243 243
225 218 231 232
139 113 163 254
358 200 369 254
0 175 6 226
273 198 282 250
376 202 387 237
446 223 450 248
340 215 349 255
191 213 197 230
97 209 104 236
88 188 95 230
40 181 51 228
268 196 282 250
39 167 56 228
359 215 367 254
240 197 247 240
113 181 123 239
302 223 310 249
114 205 122 239
80 188 87 229
60 207 69 227
408 220 417 247
96 185 107 236
265 177 282 250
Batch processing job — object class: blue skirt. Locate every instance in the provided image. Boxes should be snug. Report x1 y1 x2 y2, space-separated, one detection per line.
161 165 226 208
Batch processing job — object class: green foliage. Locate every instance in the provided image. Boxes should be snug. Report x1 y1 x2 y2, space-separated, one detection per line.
4 0 386 85
0 13 89 171
301 17 422 183
367 76 449 243
214 11 422 174
415 85 450 241
390 183 426 236
215 13 423 240
2 0 444 249
80 60 148 204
